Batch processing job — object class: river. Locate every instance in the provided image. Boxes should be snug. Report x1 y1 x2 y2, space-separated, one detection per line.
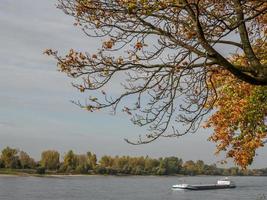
0 176 266 200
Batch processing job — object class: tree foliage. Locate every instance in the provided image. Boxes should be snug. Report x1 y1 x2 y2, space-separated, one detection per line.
19 151 36 169
41 150 60 170
63 150 77 171
205 42 267 168
46 0 267 167
1 146 267 176
1 147 19 169
62 150 97 173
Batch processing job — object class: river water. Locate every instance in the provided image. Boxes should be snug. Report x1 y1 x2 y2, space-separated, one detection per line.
0 176 266 200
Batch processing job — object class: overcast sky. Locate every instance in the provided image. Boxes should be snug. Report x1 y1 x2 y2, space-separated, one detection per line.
0 0 266 168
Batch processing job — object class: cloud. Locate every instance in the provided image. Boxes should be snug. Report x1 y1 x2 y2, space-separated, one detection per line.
0 121 16 129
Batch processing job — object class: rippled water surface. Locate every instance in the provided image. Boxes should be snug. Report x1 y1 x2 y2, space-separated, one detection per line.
0 176 266 200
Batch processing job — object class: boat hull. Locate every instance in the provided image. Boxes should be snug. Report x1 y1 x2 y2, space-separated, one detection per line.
172 184 236 190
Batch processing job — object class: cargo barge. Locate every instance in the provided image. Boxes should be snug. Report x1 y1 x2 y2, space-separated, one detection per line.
172 178 236 190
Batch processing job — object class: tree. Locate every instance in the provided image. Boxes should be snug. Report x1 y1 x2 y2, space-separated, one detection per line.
63 150 77 171
87 151 97 170
205 42 267 168
19 151 36 169
162 157 183 174
62 150 97 173
1 147 20 169
75 154 89 173
40 150 60 170
195 160 205 174
0 158 3 168
46 0 267 167
144 156 160 174
99 155 114 168
182 160 197 175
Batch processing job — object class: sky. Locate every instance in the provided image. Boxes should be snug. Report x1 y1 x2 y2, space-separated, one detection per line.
0 0 266 168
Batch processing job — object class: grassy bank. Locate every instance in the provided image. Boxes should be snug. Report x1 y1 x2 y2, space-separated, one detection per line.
0 168 38 176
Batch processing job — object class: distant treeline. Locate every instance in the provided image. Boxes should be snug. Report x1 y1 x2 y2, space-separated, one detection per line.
0 146 267 176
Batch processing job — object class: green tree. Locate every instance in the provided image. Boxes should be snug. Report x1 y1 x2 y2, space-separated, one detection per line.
1 147 20 169
203 164 219 175
86 151 97 170
229 167 240 176
36 167 46 174
76 154 89 173
40 150 60 170
99 155 114 168
195 160 205 175
19 151 36 169
113 156 131 174
144 157 160 174
164 157 183 174
157 158 167 175
183 160 197 175
63 150 77 172
0 158 3 168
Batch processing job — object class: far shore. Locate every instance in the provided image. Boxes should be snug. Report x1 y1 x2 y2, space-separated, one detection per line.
0 166 266 178
0 173 184 178
0 172 265 178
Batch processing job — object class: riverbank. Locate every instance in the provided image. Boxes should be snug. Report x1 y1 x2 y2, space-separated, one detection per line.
0 169 266 178
0 169 83 176
0 169 172 177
